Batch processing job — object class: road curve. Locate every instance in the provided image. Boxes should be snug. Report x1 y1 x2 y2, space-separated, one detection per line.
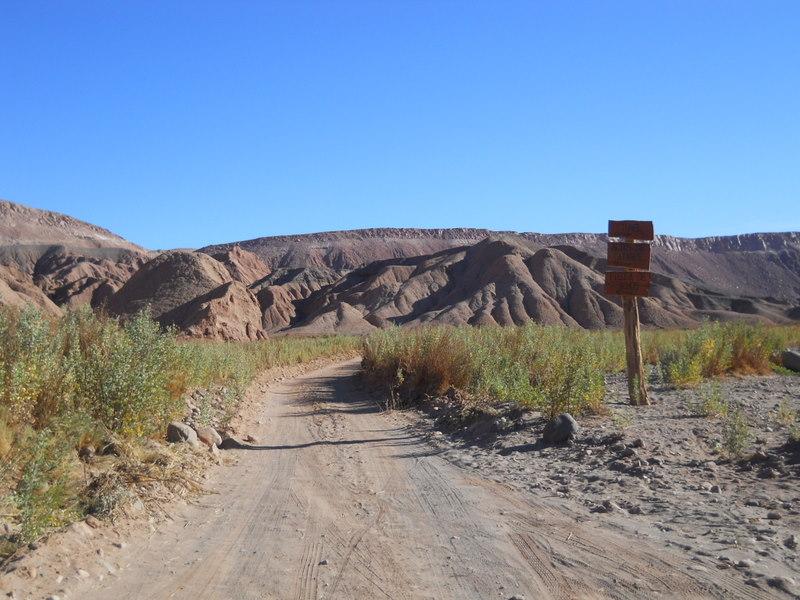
75 359 770 600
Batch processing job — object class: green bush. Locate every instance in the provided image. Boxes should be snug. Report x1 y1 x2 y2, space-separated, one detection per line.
0 306 359 555
656 322 793 387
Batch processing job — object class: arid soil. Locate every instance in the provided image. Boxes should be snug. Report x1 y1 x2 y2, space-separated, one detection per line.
3 361 796 599
415 372 800 597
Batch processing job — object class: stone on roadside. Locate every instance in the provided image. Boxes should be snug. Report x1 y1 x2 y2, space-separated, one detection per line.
166 422 199 447
767 576 797 594
593 499 620 513
542 413 579 444
782 349 800 372
194 425 222 448
85 515 102 529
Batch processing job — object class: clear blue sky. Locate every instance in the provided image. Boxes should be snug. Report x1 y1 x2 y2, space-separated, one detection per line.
1 2 798 249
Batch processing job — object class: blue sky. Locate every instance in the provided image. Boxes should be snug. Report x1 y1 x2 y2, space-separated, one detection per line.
1 2 798 249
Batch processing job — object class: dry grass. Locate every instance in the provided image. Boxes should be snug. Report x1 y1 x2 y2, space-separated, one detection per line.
362 325 606 418
361 321 800 419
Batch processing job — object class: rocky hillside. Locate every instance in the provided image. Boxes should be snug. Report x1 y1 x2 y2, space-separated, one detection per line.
202 228 800 301
280 238 798 335
0 200 143 250
0 200 150 313
2 200 799 338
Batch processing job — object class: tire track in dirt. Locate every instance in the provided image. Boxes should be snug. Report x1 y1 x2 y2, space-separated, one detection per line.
70 360 779 600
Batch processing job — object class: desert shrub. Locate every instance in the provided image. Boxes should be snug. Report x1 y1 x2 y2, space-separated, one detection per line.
73 312 186 437
656 322 791 387
687 382 728 417
776 401 797 427
363 322 800 418
11 425 81 543
362 325 604 417
722 402 751 458
0 306 358 556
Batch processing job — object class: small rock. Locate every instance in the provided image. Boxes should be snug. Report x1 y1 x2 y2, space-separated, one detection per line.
542 413 579 444
76 568 90 578
194 426 222 448
166 422 199 447
710 485 722 494
85 515 102 528
594 499 621 513
782 349 800 372
785 534 798 549
767 511 782 520
736 559 755 569
758 467 780 479
767 576 796 593
319 559 328 565
630 438 645 448
243 434 259 444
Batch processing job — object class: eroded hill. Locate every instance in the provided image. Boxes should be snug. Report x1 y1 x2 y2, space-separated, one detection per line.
2 200 799 338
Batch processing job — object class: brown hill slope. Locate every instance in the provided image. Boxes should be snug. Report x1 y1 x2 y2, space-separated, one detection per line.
160 280 266 341
108 251 231 321
0 200 144 251
279 238 798 335
0 200 150 310
201 228 800 301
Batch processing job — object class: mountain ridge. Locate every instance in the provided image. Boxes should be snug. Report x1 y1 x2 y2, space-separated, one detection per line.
1 199 798 339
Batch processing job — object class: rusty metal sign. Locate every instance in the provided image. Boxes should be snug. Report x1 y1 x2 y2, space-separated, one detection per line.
605 270 652 297
607 241 651 270
608 220 654 241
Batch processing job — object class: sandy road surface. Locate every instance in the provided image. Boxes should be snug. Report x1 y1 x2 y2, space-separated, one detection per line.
75 360 772 600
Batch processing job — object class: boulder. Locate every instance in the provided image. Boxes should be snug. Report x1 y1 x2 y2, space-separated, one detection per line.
166 422 199 447
782 349 800 372
194 425 222 448
542 413 580 444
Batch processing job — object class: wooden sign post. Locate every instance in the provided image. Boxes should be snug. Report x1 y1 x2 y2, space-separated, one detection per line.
606 220 653 406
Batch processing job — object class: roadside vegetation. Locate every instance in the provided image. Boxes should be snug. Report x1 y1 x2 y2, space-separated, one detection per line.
361 321 800 418
0 306 358 559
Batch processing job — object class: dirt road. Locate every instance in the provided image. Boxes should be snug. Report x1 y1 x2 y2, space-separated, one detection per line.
74 360 772 600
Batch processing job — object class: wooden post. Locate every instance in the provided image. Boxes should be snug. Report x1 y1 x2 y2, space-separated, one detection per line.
606 220 654 407
622 296 649 405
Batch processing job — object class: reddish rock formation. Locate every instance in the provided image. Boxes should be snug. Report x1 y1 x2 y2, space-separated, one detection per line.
208 246 270 286
162 281 266 341
0 265 61 316
285 238 797 334
108 251 231 321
